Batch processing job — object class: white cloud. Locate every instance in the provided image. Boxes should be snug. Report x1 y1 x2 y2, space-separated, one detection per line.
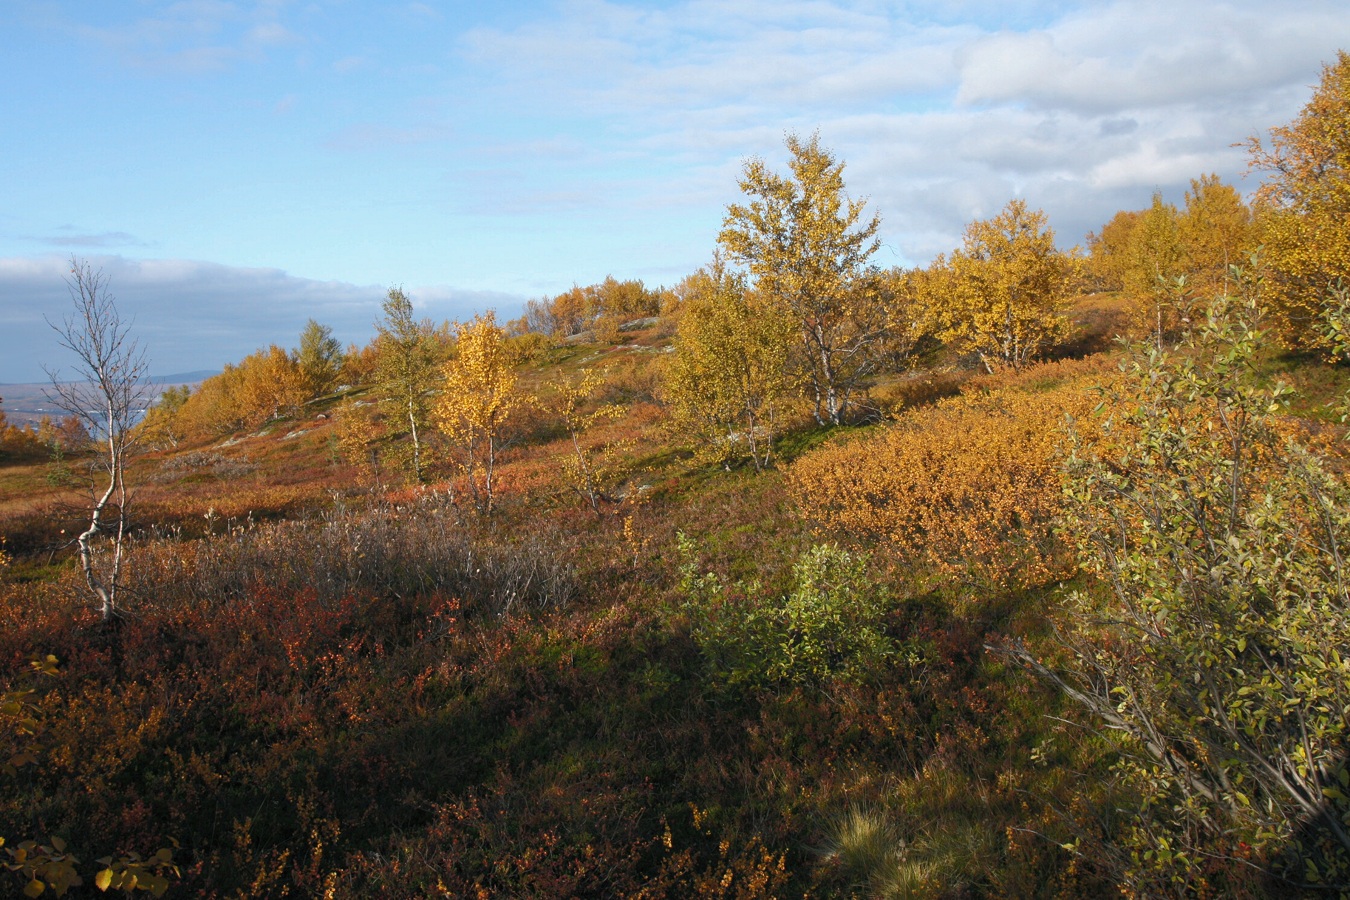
73 0 304 74
951 2 1341 115
0 256 524 383
29 229 150 250
247 21 294 46
406 2 442 21
11 0 1350 334
332 55 368 73
448 0 1350 265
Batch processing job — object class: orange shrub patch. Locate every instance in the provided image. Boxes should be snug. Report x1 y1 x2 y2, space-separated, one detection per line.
789 364 1114 592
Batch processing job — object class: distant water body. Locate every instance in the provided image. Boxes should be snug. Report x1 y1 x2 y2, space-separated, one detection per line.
1 371 215 430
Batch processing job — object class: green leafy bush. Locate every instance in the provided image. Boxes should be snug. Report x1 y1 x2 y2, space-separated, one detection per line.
677 535 894 688
1007 284 1350 893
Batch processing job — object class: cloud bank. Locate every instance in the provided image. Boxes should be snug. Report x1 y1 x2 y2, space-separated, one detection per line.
451 0 1350 263
0 256 523 384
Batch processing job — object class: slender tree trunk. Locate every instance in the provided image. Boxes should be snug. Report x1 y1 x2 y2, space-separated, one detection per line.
569 426 601 515
407 396 422 482
810 321 844 426
78 452 119 621
484 430 496 516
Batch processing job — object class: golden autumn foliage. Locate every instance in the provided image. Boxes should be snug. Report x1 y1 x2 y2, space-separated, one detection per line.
332 398 384 482
663 265 796 471
1177 174 1255 297
1249 51 1350 350
295 319 344 400
241 345 307 424
549 369 629 514
8 60 1350 899
1119 193 1192 347
515 276 665 340
718 132 887 425
788 358 1114 591
1085 209 1142 292
0 418 52 463
136 385 191 451
933 199 1074 372
171 345 306 439
1086 178 1253 346
433 312 521 515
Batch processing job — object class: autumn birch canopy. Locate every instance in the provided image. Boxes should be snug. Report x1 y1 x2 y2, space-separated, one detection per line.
663 264 795 471
296 318 344 400
551 369 629 514
433 312 520 515
936 199 1072 372
1248 50 1350 350
718 133 884 426
375 287 440 483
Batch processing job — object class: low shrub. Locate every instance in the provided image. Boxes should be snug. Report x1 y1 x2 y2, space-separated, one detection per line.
788 364 1111 593
677 536 894 689
129 493 577 620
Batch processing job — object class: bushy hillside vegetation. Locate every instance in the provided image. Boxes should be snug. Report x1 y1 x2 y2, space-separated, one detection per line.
2 50 1349 900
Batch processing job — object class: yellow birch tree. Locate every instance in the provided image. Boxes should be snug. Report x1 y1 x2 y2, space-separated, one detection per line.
1122 193 1191 348
718 133 886 425
433 312 520 515
663 266 795 471
937 199 1073 372
1178 174 1254 297
375 287 440 482
550 369 628 515
1247 51 1350 351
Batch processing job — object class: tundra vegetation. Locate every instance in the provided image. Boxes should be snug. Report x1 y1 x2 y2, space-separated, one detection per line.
1 51 1349 899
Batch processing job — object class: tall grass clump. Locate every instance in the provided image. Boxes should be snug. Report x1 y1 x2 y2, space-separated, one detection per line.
130 493 577 619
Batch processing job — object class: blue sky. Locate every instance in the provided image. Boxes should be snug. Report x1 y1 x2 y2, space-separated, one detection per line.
2 0 1349 383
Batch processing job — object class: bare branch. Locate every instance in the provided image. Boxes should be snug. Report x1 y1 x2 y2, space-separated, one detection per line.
43 257 150 621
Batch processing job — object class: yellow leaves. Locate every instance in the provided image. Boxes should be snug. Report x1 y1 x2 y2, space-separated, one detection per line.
933 199 1073 372
295 319 344 401
374 287 444 482
436 312 519 441
1086 209 1143 292
549 369 632 513
789 365 1107 591
663 267 796 470
331 398 382 479
1248 51 1350 349
718 133 888 424
1178 175 1255 297
518 276 662 340
3 838 83 897
1086 178 1254 347
168 344 308 439
93 847 179 897
2 655 59 776
433 312 522 513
